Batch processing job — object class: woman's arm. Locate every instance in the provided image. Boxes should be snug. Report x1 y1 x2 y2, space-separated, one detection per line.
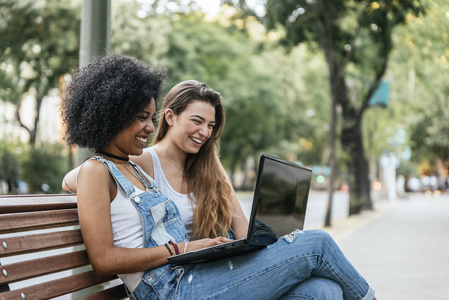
217 160 248 239
230 193 249 239
77 159 230 275
77 159 169 274
62 166 81 193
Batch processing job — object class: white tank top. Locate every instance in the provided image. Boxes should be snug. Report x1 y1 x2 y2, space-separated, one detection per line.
146 147 195 237
110 185 145 293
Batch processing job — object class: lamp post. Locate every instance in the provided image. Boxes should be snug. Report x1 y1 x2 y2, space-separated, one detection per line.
76 0 111 166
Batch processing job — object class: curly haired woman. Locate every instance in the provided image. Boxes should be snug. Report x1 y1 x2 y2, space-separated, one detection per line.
62 54 376 300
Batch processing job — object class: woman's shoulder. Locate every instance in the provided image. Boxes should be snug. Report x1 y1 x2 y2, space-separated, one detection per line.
130 149 154 177
78 158 117 198
79 158 111 177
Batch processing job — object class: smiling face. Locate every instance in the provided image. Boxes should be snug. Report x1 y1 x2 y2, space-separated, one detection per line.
106 100 157 157
166 100 216 155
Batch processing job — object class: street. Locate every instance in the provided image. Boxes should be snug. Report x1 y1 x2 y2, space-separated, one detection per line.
335 193 449 300
238 190 449 299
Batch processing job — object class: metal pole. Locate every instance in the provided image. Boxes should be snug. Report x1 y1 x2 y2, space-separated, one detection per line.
76 0 111 166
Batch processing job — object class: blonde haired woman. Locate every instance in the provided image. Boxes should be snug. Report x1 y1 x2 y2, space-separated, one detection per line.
131 80 244 241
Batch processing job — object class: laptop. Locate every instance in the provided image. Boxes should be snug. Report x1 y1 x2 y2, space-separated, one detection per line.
167 153 313 265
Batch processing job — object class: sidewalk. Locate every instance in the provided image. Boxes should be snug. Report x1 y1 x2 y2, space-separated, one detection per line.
323 193 449 300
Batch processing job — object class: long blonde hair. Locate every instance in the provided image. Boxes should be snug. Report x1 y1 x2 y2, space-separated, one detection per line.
154 80 233 239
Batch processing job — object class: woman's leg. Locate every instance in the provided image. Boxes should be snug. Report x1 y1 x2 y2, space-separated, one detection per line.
279 276 344 299
181 230 375 300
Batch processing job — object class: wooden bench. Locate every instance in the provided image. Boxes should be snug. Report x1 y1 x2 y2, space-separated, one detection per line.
0 194 128 300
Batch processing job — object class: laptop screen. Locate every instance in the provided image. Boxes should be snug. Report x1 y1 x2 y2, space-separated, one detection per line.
254 154 312 237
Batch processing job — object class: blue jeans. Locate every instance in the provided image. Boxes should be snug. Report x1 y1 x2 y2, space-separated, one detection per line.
131 230 374 300
94 157 374 300
280 276 343 299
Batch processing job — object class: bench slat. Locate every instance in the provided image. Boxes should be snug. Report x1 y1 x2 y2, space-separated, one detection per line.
78 284 128 300
0 209 79 234
0 229 83 257
0 194 77 213
0 250 90 284
0 271 118 300
0 194 127 300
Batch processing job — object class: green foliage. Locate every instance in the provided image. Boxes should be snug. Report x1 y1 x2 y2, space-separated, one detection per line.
246 0 427 210
263 0 425 57
1 0 80 95
111 1 171 64
5 0 407 195
409 106 449 164
109 6 332 172
0 141 20 193
161 12 253 92
388 0 449 170
258 0 425 134
20 144 67 194
0 148 18 180
158 12 332 170
0 0 80 144
396 159 419 178
162 13 286 170
0 140 69 194
3 0 332 191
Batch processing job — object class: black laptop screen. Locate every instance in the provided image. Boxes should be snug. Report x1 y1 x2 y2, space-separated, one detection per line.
254 155 312 237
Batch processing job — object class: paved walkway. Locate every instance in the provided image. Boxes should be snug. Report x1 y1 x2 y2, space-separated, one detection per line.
322 193 449 300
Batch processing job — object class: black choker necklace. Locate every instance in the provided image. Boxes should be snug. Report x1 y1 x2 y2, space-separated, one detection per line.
97 150 129 162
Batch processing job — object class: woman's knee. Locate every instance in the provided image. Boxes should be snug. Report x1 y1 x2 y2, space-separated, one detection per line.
280 229 334 245
307 229 332 240
280 276 343 299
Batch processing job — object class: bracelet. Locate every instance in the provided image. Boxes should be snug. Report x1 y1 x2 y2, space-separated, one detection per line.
184 242 188 254
168 240 180 255
165 243 173 256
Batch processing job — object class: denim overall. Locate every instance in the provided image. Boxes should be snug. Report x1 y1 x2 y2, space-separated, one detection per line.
92 156 189 299
95 156 375 300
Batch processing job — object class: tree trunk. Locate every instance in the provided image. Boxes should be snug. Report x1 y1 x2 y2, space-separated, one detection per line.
29 94 43 146
320 1 373 217
15 93 44 147
324 79 338 227
341 120 372 214
328 73 372 215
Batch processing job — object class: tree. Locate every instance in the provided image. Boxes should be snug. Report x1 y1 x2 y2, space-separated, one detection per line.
112 7 289 180
0 141 19 194
228 0 426 213
111 0 171 67
0 0 80 146
163 12 286 181
110 3 334 185
20 144 67 193
388 0 449 174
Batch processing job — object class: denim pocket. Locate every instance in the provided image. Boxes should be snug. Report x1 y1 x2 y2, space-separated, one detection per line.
150 199 187 245
133 265 178 300
163 200 188 241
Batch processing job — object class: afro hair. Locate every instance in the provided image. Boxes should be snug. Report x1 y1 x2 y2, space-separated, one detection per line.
62 54 166 150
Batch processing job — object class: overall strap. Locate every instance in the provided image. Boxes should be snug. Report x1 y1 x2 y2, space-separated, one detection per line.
90 156 136 197
129 160 158 190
